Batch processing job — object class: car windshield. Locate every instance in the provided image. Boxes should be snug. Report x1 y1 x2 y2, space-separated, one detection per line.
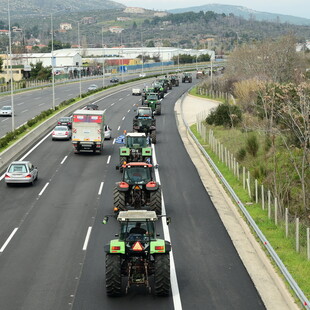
59 118 70 122
126 136 147 147
9 164 27 173
2 106 11 110
120 221 155 241
138 109 152 117
124 166 151 184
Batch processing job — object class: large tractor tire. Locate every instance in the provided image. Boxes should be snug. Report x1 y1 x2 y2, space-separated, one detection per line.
154 254 170 296
155 105 161 115
113 187 126 211
105 254 122 296
149 187 162 215
150 131 156 144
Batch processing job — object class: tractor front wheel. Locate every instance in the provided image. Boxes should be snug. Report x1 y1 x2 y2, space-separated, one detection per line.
150 187 161 215
106 254 122 296
113 187 126 211
154 254 170 296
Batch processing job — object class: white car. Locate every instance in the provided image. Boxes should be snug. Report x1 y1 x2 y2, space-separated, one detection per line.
0 106 13 116
5 161 38 186
88 84 98 91
52 125 72 140
139 73 146 77
104 125 112 140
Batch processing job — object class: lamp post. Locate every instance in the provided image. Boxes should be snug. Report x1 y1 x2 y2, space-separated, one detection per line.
101 26 105 88
50 12 56 110
141 31 144 76
78 21 81 98
8 0 14 130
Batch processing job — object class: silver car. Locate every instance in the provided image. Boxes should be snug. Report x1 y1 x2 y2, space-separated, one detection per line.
52 125 72 140
88 84 98 91
0 106 13 116
5 161 38 186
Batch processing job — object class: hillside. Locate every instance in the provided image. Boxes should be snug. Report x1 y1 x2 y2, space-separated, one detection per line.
0 0 124 17
168 4 310 26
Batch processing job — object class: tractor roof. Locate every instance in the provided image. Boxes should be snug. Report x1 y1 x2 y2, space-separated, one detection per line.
124 162 152 168
126 132 146 138
117 210 158 222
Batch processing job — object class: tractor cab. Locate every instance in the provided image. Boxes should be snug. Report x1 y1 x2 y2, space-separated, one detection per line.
123 163 152 185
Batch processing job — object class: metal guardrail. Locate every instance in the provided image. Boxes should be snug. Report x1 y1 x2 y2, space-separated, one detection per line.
179 92 310 310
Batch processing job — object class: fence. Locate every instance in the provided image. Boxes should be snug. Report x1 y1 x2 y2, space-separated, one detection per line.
197 122 310 261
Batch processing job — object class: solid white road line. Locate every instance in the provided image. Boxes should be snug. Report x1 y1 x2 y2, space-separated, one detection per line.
61 156 68 165
107 155 111 164
152 144 183 310
98 182 104 195
38 182 49 196
0 228 18 253
82 227 92 251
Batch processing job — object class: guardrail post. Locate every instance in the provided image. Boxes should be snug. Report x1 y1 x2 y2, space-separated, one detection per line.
268 190 271 219
285 208 288 237
261 185 264 210
255 179 258 203
307 228 310 260
296 218 299 253
243 167 245 189
247 176 251 198
237 162 239 180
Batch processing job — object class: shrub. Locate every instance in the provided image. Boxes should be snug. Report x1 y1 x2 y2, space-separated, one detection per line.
246 134 259 157
236 147 246 161
205 103 242 127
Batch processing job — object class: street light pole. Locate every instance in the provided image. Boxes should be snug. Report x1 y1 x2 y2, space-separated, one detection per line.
101 26 105 88
8 0 14 130
51 12 55 110
78 21 81 98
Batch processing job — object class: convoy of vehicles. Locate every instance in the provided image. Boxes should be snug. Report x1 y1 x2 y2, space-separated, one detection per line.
71 110 105 154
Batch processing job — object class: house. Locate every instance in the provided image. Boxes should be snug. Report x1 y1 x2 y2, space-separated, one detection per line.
109 26 124 34
12 26 22 32
0 30 9 36
123 7 145 14
60 23 72 31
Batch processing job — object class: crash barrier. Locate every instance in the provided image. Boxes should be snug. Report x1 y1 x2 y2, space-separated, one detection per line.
179 92 310 310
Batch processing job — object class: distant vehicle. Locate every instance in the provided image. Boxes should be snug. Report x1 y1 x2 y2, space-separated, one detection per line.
88 84 98 91
110 77 119 83
57 116 72 128
5 161 38 186
0 106 13 116
132 87 141 95
85 104 99 110
104 125 112 140
52 125 72 140
139 73 146 77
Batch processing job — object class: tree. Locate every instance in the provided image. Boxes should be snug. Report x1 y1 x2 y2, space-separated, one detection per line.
132 22 137 30
30 62 51 80
147 40 155 47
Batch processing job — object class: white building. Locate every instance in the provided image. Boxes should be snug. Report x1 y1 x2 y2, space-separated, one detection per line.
60 23 72 31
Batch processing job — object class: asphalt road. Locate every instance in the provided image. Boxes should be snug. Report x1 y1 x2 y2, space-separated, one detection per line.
0 77 266 310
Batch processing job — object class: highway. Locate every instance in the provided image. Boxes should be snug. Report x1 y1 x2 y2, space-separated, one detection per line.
0 77 266 309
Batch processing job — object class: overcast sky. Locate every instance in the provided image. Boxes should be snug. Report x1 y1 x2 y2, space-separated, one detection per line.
114 0 310 19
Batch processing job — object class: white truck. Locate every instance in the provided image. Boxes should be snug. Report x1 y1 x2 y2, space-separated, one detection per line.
132 87 141 96
72 109 105 154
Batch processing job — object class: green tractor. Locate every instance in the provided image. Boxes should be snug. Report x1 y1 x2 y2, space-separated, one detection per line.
152 82 165 98
114 162 162 214
182 72 193 83
143 92 161 115
133 107 157 143
118 132 152 169
103 210 171 296
158 78 172 90
169 75 179 86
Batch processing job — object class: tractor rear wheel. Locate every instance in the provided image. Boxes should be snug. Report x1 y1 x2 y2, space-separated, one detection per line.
106 254 122 296
150 187 161 215
113 187 126 211
150 131 156 144
154 254 170 296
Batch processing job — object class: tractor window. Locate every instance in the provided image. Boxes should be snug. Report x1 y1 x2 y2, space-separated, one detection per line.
124 166 151 184
120 221 155 241
127 136 147 148
147 94 158 100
